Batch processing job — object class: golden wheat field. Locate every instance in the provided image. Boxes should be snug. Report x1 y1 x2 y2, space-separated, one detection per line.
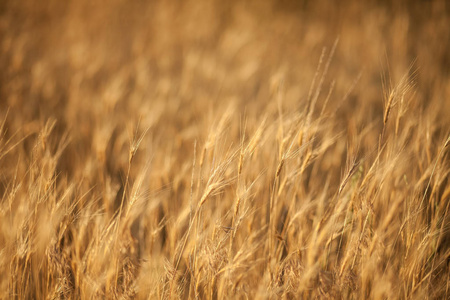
1 0 449 299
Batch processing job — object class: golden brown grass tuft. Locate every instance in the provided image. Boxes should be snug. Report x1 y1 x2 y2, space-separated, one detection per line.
1 0 449 299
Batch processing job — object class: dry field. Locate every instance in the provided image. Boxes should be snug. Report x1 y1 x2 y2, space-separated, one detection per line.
1 0 449 299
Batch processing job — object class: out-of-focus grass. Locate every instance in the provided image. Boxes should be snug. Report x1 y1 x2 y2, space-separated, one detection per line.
0 0 449 298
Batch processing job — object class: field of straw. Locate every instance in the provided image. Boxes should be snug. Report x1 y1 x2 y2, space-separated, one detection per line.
1 0 449 299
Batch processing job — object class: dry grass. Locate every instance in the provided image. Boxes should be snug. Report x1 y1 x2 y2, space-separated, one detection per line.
1 0 450 299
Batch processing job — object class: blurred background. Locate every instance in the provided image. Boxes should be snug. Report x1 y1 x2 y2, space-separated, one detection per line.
2 0 449 119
